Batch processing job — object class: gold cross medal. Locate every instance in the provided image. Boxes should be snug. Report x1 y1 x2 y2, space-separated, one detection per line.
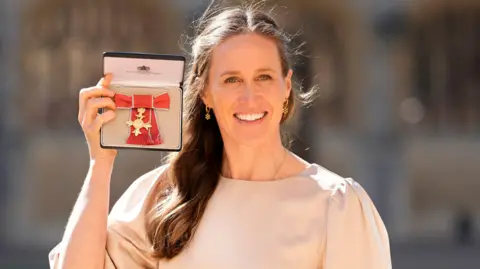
126 108 152 136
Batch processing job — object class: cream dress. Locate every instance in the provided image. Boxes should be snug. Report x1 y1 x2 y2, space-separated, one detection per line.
49 163 392 269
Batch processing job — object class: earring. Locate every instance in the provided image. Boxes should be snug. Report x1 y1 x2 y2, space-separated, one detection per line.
283 98 289 116
205 105 211 120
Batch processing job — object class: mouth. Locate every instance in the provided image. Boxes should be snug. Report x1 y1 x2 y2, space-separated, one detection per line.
234 112 268 122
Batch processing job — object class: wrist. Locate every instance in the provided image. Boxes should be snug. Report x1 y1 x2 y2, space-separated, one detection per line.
89 157 115 171
87 158 115 184
88 148 117 165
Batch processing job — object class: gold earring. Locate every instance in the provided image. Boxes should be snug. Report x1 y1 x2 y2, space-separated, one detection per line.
283 98 289 116
205 105 211 120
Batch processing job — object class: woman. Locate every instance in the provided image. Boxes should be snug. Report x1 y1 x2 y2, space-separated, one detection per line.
49 4 391 269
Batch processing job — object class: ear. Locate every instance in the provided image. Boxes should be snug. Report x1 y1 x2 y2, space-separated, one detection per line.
201 85 213 108
285 69 293 99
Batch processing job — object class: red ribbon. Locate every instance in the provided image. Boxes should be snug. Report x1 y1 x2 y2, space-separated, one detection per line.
114 93 170 145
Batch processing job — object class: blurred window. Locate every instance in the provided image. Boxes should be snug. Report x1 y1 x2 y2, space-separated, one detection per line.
410 8 480 133
20 1 169 131
307 20 348 127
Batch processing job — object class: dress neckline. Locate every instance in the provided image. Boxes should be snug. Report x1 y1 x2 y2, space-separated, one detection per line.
219 163 319 184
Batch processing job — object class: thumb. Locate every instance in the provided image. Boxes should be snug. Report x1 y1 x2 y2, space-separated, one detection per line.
98 73 113 87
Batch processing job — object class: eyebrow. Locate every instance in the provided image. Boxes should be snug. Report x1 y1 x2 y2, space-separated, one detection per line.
219 68 275 77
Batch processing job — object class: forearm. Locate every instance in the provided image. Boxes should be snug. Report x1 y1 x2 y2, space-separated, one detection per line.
57 159 115 269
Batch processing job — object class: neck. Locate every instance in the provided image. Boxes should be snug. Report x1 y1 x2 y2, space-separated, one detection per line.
221 133 287 181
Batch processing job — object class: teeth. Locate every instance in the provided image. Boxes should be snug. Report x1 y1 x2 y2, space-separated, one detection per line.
235 113 266 121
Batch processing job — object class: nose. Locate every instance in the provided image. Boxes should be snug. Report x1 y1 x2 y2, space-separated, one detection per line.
239 83 255 103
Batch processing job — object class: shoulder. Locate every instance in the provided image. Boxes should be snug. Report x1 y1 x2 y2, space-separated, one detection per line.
109 163 170 218
103 165 170 268
311 165 392 267
127 163 169 191
302 164 358 195
303 164 375 211
309 164 390 243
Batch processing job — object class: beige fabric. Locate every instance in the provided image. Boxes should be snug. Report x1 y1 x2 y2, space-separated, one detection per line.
49 164 391 269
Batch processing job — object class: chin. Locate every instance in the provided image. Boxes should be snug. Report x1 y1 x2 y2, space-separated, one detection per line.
228 115 279 146
236 132 270 146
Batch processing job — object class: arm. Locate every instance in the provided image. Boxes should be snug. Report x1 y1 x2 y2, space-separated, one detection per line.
322 178 392 269
49 74 118 268
49 160 115 269
49 165 167 269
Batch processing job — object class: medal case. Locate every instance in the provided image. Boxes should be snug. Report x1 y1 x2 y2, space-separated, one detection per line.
100 52 185 151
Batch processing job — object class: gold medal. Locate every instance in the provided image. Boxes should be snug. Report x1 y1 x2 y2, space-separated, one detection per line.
126 108 152 136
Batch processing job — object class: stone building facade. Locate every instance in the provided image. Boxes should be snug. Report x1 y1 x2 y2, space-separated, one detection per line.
0 0 479 268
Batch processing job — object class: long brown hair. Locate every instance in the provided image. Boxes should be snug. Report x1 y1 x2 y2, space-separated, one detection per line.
145 1 315 260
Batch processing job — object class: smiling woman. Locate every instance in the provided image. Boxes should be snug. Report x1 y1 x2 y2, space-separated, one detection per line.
204 33 294 146
48 2 391 269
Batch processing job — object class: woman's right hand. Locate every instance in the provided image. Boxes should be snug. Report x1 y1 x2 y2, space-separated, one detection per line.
78 73 118 161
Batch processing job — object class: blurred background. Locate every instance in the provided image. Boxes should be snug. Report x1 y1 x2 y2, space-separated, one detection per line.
0 0 479 268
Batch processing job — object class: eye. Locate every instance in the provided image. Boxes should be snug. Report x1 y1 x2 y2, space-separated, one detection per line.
224 77 241 83
256 74 272 81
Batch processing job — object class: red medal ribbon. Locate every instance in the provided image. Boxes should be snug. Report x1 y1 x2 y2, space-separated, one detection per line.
114 93 170 145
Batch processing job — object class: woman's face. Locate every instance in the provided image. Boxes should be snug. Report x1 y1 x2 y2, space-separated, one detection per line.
203 33 292 146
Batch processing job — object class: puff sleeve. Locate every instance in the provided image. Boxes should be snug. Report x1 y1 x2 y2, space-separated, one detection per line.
48 165 167 269
322 178 392 269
